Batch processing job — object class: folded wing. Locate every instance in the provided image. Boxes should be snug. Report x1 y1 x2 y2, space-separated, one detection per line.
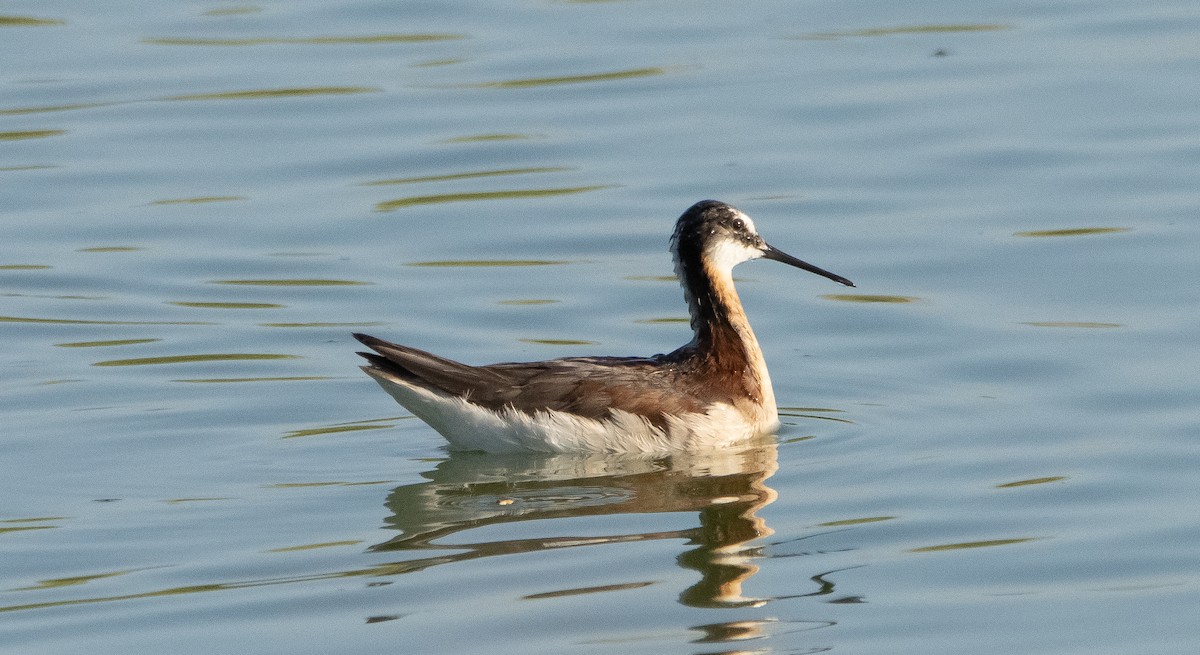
354 333 705 426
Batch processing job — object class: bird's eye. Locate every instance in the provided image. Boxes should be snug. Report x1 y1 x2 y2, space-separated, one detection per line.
731 218 745 231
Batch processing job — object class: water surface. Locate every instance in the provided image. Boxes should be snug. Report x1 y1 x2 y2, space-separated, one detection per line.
3 1 1198 653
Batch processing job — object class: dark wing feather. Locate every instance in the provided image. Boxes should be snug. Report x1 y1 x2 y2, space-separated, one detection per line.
354 333 515 401
487 356 707 425
354 333 708 426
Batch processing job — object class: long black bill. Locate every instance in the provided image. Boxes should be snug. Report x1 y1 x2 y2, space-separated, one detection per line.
762 243 855 287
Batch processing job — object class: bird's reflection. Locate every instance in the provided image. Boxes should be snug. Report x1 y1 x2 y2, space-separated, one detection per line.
372 440 779 608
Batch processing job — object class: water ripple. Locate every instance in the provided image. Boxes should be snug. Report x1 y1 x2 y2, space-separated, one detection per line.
468 66 667 89
821 294 919 304
0 103 110 116
996 476 1068 488
1022 321 1122 329
145 34 465 46
174 376 333 384
1014 227 1131 237
210 278 370 286
165 87 379 101
406 259 568 268
909 537 1038 553
55 338 162 348
361 166 573 186
93 353 300 367
375 186 613 211
1 314 213 326
797 23 1011 40
150 196 246 205
0 129 66 141
169 302 285 309
283 424 397 439
0 15 64 26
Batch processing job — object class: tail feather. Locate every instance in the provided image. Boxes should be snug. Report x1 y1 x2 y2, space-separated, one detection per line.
353 333 513 401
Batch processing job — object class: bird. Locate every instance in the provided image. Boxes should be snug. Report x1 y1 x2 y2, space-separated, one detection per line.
354 200 853 454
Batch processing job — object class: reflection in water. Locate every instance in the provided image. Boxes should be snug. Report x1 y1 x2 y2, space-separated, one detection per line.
373 443 780 608
689 617 837 647
1 441 852 650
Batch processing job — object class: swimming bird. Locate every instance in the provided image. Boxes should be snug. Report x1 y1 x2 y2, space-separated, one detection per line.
354 200 853 453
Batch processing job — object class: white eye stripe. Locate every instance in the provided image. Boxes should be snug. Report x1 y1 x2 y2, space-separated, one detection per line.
731 210 757 234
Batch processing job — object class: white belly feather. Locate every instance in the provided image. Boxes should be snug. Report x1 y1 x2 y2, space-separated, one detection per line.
367 370 774 454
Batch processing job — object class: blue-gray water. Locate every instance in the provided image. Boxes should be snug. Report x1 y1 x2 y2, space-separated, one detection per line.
3 1 1198 653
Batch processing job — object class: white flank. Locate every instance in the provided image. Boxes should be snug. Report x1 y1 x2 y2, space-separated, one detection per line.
363 367 770 454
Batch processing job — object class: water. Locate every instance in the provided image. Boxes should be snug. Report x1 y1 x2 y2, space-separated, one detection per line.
3 1 1198 653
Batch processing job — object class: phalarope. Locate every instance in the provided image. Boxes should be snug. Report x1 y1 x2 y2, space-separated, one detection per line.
355 200 853 453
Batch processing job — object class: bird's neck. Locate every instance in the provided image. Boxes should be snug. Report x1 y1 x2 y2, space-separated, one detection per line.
677 255 777 414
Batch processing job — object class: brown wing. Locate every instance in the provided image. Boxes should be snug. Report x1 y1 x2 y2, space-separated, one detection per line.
354 333 707 426
487 356 709 425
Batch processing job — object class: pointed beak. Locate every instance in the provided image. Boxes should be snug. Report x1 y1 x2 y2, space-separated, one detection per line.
762 242 855 287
